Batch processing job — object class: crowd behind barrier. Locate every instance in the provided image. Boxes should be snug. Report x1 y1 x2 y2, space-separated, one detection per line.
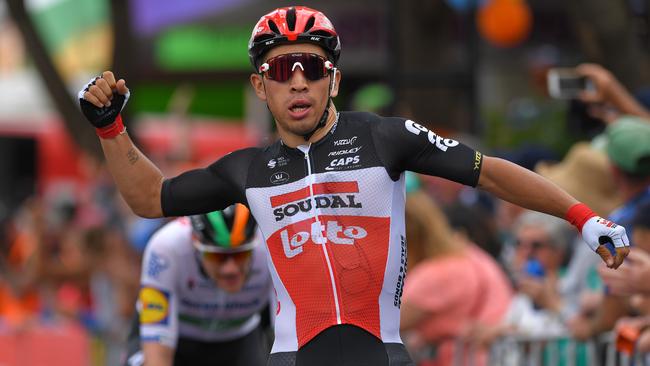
1 64 650 365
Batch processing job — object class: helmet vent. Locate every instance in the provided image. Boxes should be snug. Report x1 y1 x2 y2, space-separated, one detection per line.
304 16 315 32
286 7 297 31
311 30 333 37
267 19 281 34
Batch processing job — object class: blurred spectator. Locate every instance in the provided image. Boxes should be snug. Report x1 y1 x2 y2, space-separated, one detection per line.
535 142 623 217
570 115 650 340
503 210 574 336
400 186 513 366
444 203 502 261
535 142 623 319
599 203 650 296
600 203 650 353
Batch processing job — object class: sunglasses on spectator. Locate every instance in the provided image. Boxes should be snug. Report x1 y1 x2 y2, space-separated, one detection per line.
200 250 253 265
516 239 553 250
259 53 334 82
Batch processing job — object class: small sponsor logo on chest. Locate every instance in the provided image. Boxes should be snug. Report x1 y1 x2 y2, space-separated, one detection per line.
325 155 360 171
328 146 362 156
270 172 290 184
333 136 358 146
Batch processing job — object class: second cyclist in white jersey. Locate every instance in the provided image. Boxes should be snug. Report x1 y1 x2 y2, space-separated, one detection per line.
125 204 273 366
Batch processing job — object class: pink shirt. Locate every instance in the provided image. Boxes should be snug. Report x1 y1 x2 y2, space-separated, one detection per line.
402 244 513 365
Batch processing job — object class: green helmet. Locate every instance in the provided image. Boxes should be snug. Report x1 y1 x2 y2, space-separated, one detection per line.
190 204 258 253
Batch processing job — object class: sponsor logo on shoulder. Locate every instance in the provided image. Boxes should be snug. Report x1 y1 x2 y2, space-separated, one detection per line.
147 252 169 278
333 136 358 146
328 146 362 157
267 156 290 169
139 287 170 325
404 119 459 152
325 155 360 171
270 171 290 185
474 151 482 170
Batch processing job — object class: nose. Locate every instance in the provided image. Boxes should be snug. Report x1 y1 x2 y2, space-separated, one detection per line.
289 68 308 92
219 256 240 273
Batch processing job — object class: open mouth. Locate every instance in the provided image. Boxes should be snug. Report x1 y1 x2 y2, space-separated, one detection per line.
289 99 312 115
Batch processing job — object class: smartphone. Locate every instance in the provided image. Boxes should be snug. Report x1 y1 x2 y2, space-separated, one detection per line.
547 68 593 99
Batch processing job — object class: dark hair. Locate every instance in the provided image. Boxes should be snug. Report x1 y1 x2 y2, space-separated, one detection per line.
632 202 650 230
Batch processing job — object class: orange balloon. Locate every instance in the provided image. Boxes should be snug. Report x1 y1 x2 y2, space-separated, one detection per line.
477 0 532 47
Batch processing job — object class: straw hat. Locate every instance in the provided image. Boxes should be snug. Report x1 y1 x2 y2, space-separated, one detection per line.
535 142 623 217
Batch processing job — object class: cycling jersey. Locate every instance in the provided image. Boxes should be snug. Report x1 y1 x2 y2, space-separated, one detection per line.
138 218 272 347
161 112 482 360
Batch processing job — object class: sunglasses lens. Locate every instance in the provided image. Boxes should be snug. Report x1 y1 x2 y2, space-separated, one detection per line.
264 54 327 82
202 251 252 264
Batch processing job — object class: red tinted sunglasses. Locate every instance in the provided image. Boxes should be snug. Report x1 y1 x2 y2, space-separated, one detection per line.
201 250 252 265
259 53 334 82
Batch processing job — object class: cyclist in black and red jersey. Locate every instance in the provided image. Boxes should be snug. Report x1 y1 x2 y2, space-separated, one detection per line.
79 6 629 366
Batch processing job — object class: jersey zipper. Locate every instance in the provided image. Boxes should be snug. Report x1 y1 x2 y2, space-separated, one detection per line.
302 146 342 324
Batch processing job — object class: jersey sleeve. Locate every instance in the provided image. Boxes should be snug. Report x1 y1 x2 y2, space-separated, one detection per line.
138 227 182 348
161 148 259 217
371 117 482 186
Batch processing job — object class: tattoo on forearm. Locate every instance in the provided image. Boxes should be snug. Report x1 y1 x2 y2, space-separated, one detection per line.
127 148 139 165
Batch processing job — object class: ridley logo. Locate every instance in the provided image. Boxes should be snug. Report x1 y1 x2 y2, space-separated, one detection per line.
333 136 358 146
281 221 368 258
404 120 459 152
328 146 362 157
270 172 290 185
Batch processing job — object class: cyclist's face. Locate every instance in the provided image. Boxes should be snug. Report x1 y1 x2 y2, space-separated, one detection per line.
250 43 340 145
201 252 252 293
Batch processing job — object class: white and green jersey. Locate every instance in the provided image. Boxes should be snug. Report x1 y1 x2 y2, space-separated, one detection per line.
138 217 273 348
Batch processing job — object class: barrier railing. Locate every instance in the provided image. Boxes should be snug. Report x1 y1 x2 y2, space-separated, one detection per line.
411 331 650 366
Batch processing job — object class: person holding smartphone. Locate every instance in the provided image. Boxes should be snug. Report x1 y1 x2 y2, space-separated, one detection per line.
548 64 650 122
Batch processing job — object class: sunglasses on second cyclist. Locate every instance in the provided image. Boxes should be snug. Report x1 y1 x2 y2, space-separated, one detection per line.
200 250 253 265
259 53 334 82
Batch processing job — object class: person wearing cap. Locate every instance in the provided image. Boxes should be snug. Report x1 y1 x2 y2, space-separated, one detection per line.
123 204 273 366
78 6 629 365
570 116 650 341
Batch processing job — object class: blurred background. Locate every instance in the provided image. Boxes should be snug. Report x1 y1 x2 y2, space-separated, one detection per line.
0 0 649 365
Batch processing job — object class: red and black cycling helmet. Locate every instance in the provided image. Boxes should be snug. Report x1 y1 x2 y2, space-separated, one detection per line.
248 6 341 69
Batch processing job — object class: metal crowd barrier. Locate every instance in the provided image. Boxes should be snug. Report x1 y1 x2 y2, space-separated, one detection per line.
414 332 650 366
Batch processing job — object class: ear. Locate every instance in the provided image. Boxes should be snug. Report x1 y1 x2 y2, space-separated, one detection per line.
250 73 267 101
329 69 342 98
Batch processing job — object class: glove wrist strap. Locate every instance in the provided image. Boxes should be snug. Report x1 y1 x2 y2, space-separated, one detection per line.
566 203 596 232
95 114 126 139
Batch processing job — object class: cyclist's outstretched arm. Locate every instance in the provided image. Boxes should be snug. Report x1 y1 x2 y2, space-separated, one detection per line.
370 116 628 269
79 71 164 218
477 155 629 269
477 156 577 218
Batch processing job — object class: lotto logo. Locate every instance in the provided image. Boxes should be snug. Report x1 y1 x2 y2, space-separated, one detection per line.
404 120 459 151
280 220 368 258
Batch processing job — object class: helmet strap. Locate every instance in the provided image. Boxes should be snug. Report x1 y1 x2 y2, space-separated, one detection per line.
302 68 336 141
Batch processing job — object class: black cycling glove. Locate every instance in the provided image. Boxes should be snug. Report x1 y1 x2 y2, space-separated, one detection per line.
77 77 130 128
